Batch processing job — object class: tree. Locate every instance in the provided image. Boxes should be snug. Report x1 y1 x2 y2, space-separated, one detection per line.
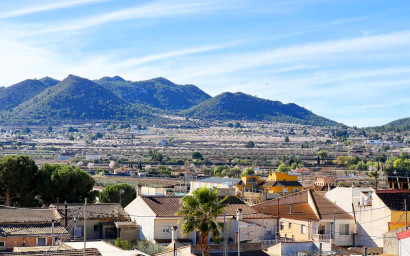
368 166 380 190
192 151 203 160
245 141 255 148
100 183 136 207
0 155 38 206
36 163 96 204
277 164 291 173
213 166 227 177
241 167 255 177
176 188 227 256
318 150 328 160
47 126 53 133
284 136 290 142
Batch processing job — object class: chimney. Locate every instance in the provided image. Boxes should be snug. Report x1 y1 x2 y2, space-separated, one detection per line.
136 185 142 197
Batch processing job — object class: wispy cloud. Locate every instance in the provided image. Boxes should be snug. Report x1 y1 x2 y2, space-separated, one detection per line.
32 0 229 34
117 42 239 68
0 0 109 19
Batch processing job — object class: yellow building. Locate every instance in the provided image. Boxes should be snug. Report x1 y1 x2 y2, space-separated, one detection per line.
235 173 302 204
266 171 303 194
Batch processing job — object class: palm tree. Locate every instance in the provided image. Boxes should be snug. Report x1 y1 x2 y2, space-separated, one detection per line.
176 188 227 256
368 162 380 190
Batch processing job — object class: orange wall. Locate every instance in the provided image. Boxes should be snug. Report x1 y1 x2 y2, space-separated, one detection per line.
0 237 55 250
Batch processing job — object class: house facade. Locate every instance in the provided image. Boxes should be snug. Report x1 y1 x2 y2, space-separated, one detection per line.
53 203 135 240
124 195 277 245
0 207 69 250
327 188 410 247
252 189 355 247
265 172 302 195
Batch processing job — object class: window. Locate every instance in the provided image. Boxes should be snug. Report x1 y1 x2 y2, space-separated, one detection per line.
301 225 306 234
162 224 172 233
280 222 284 231
293 188 299 192
339 224 349 235
37 238 46 246
0 241 5 247
283 188 288 194
94 225 99 232
288 223 292 229
75 226 83 237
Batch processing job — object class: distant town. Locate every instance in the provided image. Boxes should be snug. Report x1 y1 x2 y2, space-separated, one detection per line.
0 120 409 255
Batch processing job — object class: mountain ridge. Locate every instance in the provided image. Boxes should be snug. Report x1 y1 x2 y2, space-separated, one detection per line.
0 75 342 126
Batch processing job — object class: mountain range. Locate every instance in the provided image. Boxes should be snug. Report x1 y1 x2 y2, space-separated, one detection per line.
0 75 343 126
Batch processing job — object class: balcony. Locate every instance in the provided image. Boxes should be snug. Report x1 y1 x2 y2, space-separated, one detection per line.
312 233 331 241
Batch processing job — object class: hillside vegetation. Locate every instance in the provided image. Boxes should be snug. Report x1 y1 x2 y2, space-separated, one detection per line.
0 75 342 126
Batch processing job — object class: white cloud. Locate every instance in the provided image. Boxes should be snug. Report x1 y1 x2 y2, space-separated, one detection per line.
0 0 109 19
31 0 230 34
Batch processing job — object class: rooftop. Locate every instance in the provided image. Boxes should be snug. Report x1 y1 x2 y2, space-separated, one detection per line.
0 224 68 237
195 177 241 184
0 207 61 225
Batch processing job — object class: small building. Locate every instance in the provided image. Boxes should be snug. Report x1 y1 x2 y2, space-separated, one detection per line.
0 207 69 251
314 177 335 187
52 203 135 240
265 172 303 195
86 155 101 161
190 177 240 192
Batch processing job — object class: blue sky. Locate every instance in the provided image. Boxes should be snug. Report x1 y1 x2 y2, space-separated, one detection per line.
0 0 409 127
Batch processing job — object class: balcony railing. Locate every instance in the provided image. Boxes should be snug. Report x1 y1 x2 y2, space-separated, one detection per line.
312 233 331 241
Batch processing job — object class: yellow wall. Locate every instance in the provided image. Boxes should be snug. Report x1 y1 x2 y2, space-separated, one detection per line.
267 172 298 182
269 186 302 194
279 218 311 241
389 210 410 231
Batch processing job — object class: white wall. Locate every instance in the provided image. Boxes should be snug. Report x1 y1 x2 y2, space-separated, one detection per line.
356 193 391 247
124 197 156 241
399 237 410 256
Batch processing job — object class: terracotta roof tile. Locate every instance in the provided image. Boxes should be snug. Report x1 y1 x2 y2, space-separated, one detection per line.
53 203 130 221
0 224 68 237
141 196 183 217
2 248 102 255
251 190 353 221
0 207 61 225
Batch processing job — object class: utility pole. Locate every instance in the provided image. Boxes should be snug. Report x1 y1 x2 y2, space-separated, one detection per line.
51 219 55 246
223 212 227 256
276 198 280 243
333 210 336 244
237 208 242 256
402 199 407 230
84 198 87 256
64 201 68 228
262 207 265 243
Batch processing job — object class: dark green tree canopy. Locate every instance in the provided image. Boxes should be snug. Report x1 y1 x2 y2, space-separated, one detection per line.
0 155 38 206
37 163 96 204
99 183 136 207
245 141 255 148
192 151 203 160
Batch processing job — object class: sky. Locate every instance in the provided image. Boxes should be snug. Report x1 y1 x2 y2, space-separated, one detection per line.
0 0 409 127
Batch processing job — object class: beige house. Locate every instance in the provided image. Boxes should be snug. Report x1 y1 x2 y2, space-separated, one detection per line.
124 195 276 245
252 189 355 247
